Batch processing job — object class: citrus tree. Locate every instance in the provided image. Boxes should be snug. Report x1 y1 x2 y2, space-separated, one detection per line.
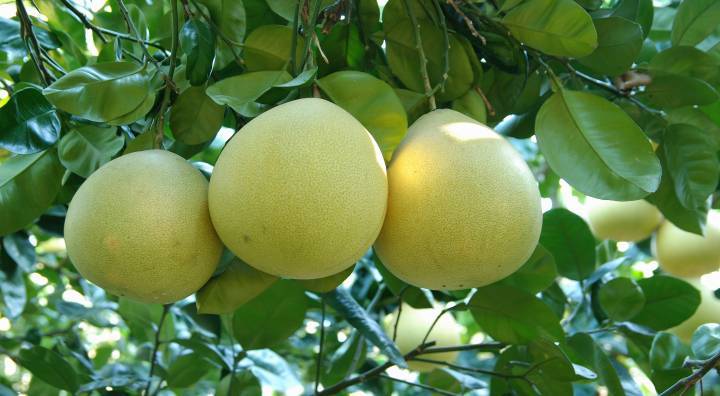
2 0 720 394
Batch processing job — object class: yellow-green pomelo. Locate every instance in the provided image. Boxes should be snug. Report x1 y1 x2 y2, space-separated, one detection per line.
64 150 223 304
585 198 662 242
383 304 462 372
208 98 387 279
374 109 542 290
655 212 720 278
669 278 720 343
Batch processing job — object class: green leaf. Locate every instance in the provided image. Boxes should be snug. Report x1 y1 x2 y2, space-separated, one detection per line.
323 332 367 385
197 0 246 45
43 61 152 122
529 339 579 381
451 89 487 124
196 258 278 314
206 70 291 114
118 298 174 342
502 0 597 57
318 23 365 76
598 277 645 321
180 19 216 86
649 46 720 85
0 262 26 318
631 276 701 331
0 87 61 155
166 353 215 388
232 279 308 349
535 90 661 200
324 287 407 367
663 123 720 209
372 252 432 309
666 107 720 148
499 244 557 294
469 284 563 344
246 349 302 392
539 208 595 281
0 149 64 236
18 346 79 392
691 324 720 360
243 25 303 72
671 0 720 46
297 265 354 293
2 232 35 272
170 86 225 145
638 74 719 109
58 125 124 178
106 89 156 126
217 371 261 396
316 71 407 160
609 0 653 38
650 332 688 370
566 333 626 395
578 17 643 76
266 0 298 20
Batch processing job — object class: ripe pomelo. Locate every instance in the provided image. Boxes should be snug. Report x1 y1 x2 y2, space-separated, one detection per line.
374 109 542 290
655 212 720 278
669 278 720 343
585 198 662 242
208 98 387 279
383 303 462 372
64 150 223 304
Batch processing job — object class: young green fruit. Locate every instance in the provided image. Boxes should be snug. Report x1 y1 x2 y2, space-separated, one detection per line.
669 278 720 343
383 304 462 372
585 198 662 242
208 98 387 279
374 109 542 290
655 212 720 278
64 150 223 304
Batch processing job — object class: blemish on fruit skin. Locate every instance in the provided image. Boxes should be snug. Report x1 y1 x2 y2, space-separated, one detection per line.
104 235 121 250
243 234 252 243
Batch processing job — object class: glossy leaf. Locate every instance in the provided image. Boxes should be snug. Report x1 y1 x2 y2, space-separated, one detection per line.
650 332 688 370
578 17 643 76
649 46 720 85
631 276 701 331
2 232 35 272
666 107 720 148
0 87 61 155
197 0 246 45
671 0 720 46
265 0 298 20
469 284 563 344
170 87 225 145
638 74 719 109
0 262 26 318
245 349 302 392
502 0 597 57
535 90 661 200
663 123 720 209
232 279 307 349
43 62 152 122
18 346 79 392
297 265 354 293
499 244 557 294
180 19 216 86
598 277 645 321
0 149 64 236
372 252 432 309
58 125 124 178
691 324 720 360
206 70 291 114
197 258 278 314
166 353 215 388
317 71 407 159
324 287 407 367
566 333 626 395
609 0 653 38
243 25 303 72
451 89 487 124
539 208 595 281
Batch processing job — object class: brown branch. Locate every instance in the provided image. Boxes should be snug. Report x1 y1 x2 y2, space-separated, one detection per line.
402 0 436 110
659 351 720 396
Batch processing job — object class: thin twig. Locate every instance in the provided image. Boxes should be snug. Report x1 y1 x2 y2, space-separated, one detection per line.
290 0 301 74
392 295 403 342
300 0 324 70
314 299 326 395
187 0 243 64
16 0 52 85
402 0 436 110
115 0 158 65
474 86 495 116
144 304 171 396
378 373 459 396
659 350 720 396
58 0 108 43
432 0 450 94
447 0 485 44
154 0 180 149
412 357 524 378
422 342 505 354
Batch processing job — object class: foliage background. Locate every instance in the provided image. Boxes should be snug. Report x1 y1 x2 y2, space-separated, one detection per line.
1 0 720 394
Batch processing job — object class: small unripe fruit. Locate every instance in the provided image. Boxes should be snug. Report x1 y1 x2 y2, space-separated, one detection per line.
64 150 223 304
375 109 542 290
383 304 462 372
669 278 720 343
655 212 720 278
585 198 662 242
209 98 388 279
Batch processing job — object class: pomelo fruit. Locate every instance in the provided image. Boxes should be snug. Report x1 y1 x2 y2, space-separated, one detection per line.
585 198 662 242
669 278 720 343
655 212 720 277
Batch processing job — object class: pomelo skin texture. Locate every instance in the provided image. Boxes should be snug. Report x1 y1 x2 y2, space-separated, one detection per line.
64 150 223 304
585 198 662 242
208 98 387 279
655 212 720 278
669 278 720 343
383 304 462 372
374 109 542 290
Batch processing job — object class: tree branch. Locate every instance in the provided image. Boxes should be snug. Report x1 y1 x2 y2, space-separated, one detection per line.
315 298 326 395
115 0 158 64
16 0 52 85
58 0 108 43
402 0 437 110
378 373 460 396
659 350 720 396
154 0 180 149
143 304 171 396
